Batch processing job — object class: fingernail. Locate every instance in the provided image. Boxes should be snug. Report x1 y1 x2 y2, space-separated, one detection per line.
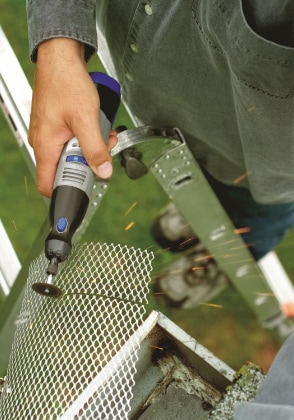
97 161 113 178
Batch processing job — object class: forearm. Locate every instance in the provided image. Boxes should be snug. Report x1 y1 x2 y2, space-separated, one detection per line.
26 0 97 62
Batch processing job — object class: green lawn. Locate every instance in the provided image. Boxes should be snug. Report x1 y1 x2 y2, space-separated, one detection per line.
1 0 293 372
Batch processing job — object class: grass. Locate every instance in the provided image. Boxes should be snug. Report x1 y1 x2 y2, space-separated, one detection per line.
1 1 293 373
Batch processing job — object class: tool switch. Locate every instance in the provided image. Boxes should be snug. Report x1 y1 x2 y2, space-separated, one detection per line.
56 217 68 233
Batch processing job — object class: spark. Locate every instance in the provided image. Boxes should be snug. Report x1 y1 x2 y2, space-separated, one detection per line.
194 254 214 262
124 201 138 216
150 274 163 280
199 303 223 309
24 175 29 197
151 273 162 280
179 222 191 230
233 171 251 184
222 253 240 259
230 244 252 251
254 292 275 297
234 227 251 234
240 274 264 279
12 220 17 231
224 258 255 265
145 245 155 251
178 237 197 248
125 221 135 231
149 345 164 351
153 291 169 295
153 247 171 255
209 239 236 249
151 269 184 279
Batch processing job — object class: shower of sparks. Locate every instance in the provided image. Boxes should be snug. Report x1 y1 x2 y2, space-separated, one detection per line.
233 171 251 184
234 227 251 234
124 201 138 216
24 175 29 197
124 221 135 231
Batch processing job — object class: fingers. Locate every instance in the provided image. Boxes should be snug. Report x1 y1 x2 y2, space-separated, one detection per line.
107 130 119 152
29 123 73 197
31 127 118 198
34 140 65 198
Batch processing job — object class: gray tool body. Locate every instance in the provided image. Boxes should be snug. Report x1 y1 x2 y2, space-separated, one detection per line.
33 72 120 296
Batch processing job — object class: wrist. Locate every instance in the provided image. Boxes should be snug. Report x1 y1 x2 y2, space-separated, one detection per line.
37 38 86 64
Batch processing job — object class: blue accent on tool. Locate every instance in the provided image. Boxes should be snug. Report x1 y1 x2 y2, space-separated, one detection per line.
56 217 68 233
66 155 89 166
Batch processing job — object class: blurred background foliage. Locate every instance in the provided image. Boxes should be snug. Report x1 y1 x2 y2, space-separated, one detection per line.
1 0 294 372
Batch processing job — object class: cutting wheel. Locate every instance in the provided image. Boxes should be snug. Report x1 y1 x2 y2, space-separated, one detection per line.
32 282 62 298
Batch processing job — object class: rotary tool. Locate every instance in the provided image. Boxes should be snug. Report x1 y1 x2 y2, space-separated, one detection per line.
32 72 120 297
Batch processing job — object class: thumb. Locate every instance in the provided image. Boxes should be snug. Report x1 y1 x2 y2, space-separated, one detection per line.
72 116 114 179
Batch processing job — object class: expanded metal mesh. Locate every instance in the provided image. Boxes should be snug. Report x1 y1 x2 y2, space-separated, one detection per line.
0 242 154 419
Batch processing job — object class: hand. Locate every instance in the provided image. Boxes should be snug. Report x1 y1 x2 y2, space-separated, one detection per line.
28 38 118 197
